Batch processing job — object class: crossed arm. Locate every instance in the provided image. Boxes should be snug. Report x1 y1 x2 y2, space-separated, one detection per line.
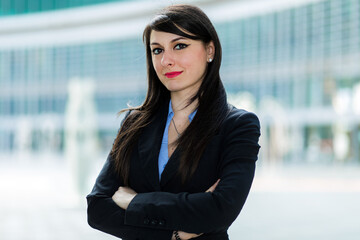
87 111 260 240
112 180 220 240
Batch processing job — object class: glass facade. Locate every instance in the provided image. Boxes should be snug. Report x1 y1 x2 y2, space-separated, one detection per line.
218 0 360 109
0 39 145 116
0 0 135 16
1 0 360 164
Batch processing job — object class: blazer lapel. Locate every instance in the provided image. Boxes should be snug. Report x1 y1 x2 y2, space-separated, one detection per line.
159 148 181 188
137 104 168 191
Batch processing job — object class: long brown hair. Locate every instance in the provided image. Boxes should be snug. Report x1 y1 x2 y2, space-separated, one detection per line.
111 4 228 185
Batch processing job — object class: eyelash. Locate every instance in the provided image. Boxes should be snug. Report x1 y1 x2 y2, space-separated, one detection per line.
152 43 189 55
175 43 188 50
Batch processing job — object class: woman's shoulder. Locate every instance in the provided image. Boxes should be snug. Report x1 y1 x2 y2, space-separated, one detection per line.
119 108 142 128
226 103 259 121
221 104 260 131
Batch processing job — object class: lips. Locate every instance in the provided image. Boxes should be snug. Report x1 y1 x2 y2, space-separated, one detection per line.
165 71 183 78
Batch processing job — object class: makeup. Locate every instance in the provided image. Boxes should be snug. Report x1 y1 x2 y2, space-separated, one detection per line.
165 71 183 78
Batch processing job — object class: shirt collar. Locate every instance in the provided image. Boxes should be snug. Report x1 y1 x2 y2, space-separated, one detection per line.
168 100 197 122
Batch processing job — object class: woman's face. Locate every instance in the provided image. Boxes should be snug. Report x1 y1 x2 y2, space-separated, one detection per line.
149 30 214 96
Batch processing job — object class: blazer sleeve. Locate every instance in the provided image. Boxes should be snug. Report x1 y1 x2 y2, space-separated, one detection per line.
87 155 173 240
86 112 173 240
124 111 261 234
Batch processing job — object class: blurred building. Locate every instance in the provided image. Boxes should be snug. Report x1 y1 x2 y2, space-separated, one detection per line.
0 0 359 164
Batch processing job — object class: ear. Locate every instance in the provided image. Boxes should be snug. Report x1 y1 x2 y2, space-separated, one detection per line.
206 41 215 62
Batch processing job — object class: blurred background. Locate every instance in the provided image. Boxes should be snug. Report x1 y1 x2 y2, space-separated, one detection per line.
0 0 360 239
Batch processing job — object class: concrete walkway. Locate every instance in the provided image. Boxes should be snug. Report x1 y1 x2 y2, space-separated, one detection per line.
230 165 360 240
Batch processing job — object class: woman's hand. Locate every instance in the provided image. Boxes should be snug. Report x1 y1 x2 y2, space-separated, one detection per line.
172 231 203 240
206 179 220 193
172 179 221 239
112 186 137 210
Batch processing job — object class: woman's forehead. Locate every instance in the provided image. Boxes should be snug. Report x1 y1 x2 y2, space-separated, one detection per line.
150 31 190 44
150 31 182 40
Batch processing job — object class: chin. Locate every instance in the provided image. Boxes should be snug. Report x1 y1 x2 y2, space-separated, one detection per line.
167 88 182 93
165 84 183 92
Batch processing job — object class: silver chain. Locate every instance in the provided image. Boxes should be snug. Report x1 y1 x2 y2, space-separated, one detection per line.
171 118 181 138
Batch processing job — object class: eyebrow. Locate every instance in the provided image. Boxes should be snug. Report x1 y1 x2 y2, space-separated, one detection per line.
150 37 188 46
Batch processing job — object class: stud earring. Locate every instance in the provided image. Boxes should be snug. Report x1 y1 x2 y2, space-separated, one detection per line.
208 58 213 62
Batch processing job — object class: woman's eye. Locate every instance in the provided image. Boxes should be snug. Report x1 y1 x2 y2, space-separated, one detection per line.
152 48 162 55
174 44 188 50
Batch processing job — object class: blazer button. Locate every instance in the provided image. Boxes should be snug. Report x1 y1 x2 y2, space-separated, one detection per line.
151 219 158 225
143 218 150 225
159 219 166 226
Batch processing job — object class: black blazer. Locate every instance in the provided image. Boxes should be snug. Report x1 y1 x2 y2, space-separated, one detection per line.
87 102 261 240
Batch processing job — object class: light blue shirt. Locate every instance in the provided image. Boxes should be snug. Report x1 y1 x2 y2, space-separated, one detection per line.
158 100 197 180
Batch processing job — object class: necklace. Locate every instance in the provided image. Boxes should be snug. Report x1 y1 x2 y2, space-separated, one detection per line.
171 118 181 138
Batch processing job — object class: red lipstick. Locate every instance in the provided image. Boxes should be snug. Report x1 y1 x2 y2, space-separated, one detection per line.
165 71 182 78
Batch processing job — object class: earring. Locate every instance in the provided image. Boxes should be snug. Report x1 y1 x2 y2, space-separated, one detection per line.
208 58 213 62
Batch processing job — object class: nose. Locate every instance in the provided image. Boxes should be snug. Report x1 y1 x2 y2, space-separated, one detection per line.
161 51 175 67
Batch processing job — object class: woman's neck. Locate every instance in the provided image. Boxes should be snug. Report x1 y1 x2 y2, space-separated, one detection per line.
170 92 198 118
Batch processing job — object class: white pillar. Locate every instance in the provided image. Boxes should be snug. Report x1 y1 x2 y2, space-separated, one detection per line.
64 78 99 206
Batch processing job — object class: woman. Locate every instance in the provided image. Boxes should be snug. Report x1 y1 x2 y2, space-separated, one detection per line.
87 4 260 240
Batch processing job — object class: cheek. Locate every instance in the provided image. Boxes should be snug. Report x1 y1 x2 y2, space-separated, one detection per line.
182 51 207 73
152 57 162 74
152 58 167 85
186 50 206 65
181 52 205 68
